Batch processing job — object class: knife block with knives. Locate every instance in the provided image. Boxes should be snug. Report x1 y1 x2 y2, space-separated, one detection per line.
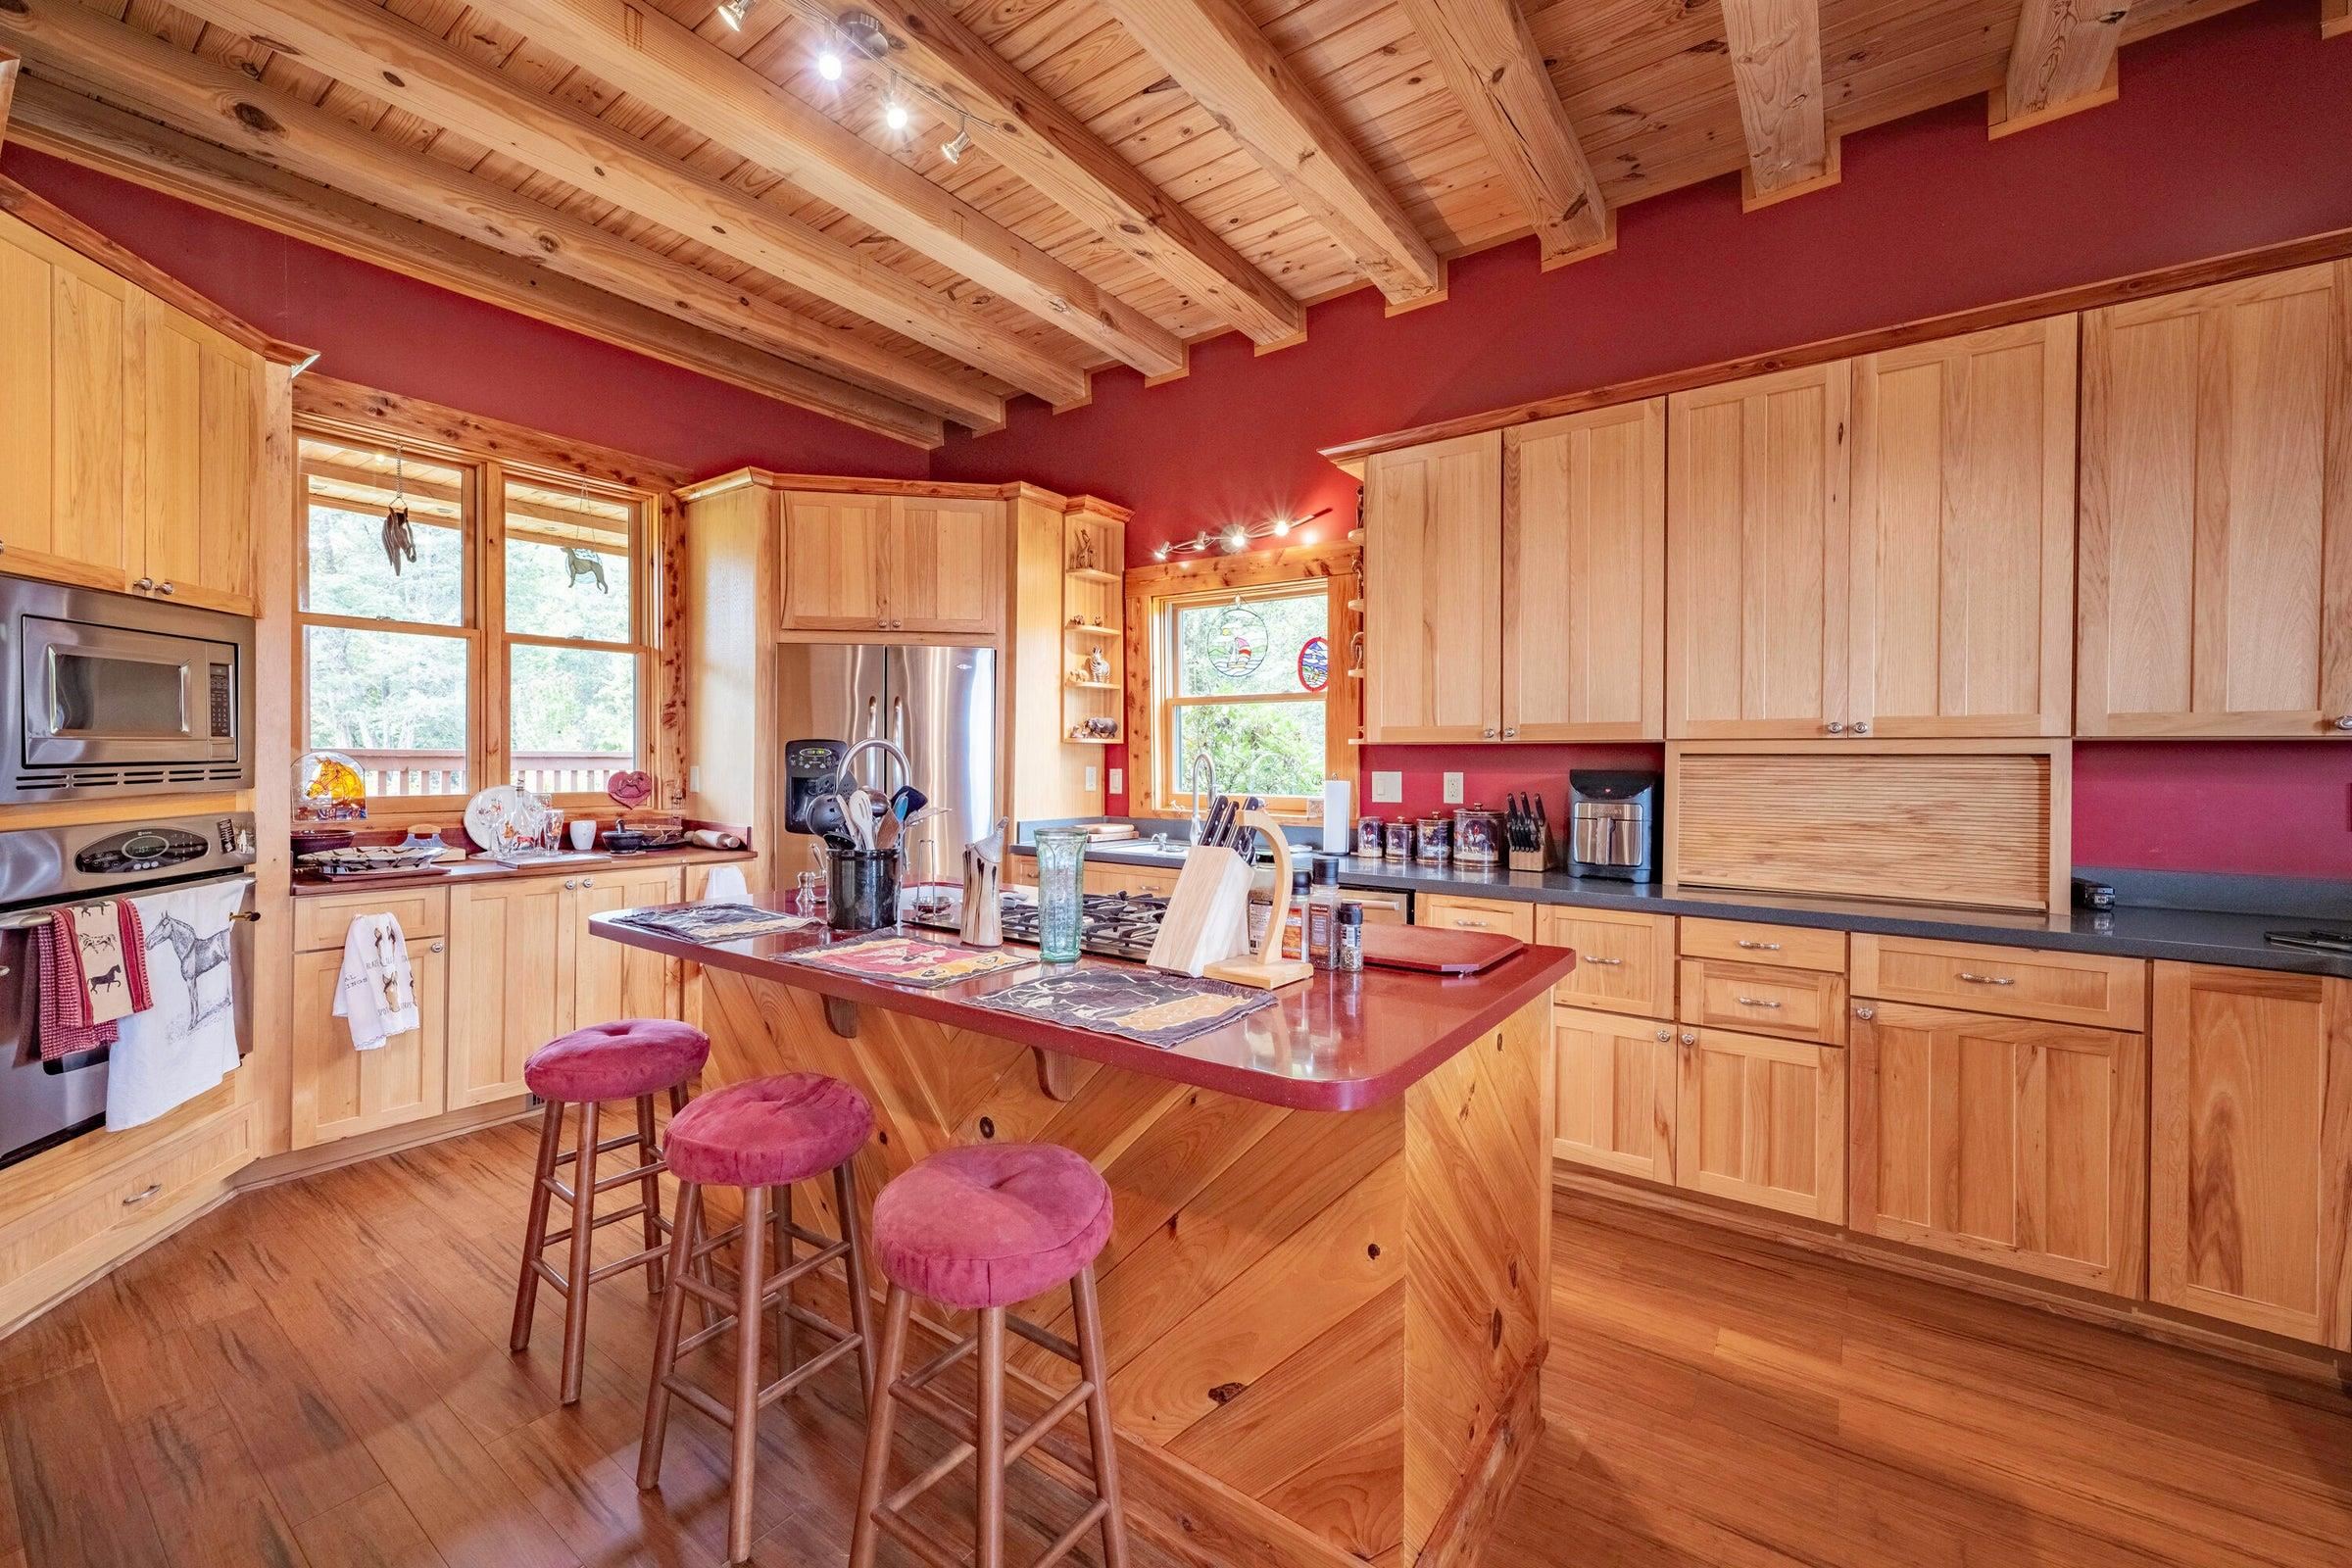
1145 797 1309 988
1506 793 1553 872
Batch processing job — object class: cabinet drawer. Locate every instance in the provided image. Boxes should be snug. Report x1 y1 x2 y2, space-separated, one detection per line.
1083 862 1180 899
1678 916 1846 973
1678 957 1846 1044
1850 934 2146 1030
1537 907 1676 1018
294 888 450 953
1415 895 1536 943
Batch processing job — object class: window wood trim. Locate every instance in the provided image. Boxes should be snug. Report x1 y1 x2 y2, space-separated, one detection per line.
1122 540 1360 823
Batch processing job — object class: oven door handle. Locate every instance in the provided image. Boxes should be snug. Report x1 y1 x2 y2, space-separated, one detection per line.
0 875 262 929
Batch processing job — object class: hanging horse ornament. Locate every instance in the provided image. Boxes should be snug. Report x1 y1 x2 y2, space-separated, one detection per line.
381 445 417 576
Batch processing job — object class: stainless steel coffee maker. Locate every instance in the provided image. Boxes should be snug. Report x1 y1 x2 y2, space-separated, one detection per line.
1568 770 1659 883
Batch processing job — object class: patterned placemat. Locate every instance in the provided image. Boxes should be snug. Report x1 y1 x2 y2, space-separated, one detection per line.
612 903 817 942
966 967 1276 1048
781 931 1036 989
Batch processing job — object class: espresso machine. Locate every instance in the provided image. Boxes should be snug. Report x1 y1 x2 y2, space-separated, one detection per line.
1568 770 1659 883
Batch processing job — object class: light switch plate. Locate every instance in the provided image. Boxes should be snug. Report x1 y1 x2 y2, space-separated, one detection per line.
1371 770 1402 804
688 765 703 794
1444 771 1465 805
1109 767 1123 794
1084 764 1100 790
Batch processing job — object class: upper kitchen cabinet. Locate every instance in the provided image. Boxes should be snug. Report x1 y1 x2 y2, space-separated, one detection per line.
780 488 1005 637
1848 319 2077 738
1363 430 1502 742
1502 400 1666 740
0 195 295 617
1666 362 1851 739
2080 261 2352 738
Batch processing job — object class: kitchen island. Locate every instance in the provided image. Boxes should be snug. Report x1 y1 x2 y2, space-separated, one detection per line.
597 909 1576 1568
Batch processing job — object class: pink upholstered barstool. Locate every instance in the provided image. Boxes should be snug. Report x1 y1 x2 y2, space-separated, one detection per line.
638 1072 879 1564
510 1018 710 1404
850 1143 1129 1568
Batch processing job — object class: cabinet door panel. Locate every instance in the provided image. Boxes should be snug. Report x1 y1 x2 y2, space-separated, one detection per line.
2150 963 2352 1348
1667 363 1850 738
1554 1006 1677 1181
570 868 684 1026
1852 1001 2144 1294
447 879 571 1107
1850 319 2075 737
1363 432 1501 742
781 490 892 631
290 943 448 1150
2081 262 2352 737
136 296 260 614
889 497 1003 635
1675 1026 1846 1222
1503 400 1665 739
0 214 133 590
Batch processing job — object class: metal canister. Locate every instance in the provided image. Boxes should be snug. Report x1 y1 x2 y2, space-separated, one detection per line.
1356 813 1385 858
1414 814 1451 865
1453 806 1506 867
1382 818 1416 862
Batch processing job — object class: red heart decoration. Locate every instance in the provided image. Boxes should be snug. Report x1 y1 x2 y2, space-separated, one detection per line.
607 769 655 808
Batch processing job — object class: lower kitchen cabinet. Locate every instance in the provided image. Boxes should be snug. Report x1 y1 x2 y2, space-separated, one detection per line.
1554 1006 1678 1182
570 865 688 1026
2149 963 2352 1349
1675 1026 1847 1223
447 877 573 1108
290 941 450 1150
1852 1001 2146 1295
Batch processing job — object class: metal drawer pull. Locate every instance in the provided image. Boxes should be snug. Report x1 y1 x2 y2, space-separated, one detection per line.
1735 996 1784 1008
1583 956 1624 966
1736 939 1782 952
1455 919 1491 929
1957 972 2015 987
122 1183 162 1207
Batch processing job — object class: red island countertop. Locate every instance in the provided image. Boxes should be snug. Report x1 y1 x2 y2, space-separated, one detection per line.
593 907 1577 1111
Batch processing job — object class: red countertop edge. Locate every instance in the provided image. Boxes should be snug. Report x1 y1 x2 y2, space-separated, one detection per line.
592 907 1577 1112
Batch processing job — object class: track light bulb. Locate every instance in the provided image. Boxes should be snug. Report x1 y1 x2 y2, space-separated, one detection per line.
816 46 844 80
884 96 909 131
715 0 756 29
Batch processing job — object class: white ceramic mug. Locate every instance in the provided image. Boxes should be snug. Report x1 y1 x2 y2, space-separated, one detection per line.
569 818 597 852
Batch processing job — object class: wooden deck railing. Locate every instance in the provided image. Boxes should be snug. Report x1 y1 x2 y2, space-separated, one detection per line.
337 749 630 798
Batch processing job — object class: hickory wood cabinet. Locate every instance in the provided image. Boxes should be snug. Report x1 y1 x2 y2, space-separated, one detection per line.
2079 261 2352 738
0 202 278 615
780 487 1004 636
1362 431 1502 741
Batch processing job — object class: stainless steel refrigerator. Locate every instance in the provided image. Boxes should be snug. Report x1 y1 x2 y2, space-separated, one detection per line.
775 644 999 873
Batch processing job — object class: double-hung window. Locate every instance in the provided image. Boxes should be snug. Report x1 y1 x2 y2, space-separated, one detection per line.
1155 580 1336 816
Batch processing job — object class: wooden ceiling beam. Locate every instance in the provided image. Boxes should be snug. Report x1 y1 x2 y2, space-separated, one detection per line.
158 0 1086 409
6 78 944 448
1721 0 1838 210
1095 0 1446 309
1992 1 2132 136
496 0 1188 382
2 0 1002 429
879 0 1302 347
1393 0 1609 266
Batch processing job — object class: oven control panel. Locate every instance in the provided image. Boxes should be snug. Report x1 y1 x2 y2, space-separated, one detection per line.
74 826 213 875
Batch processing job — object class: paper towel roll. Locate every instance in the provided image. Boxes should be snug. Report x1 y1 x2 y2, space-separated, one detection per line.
1322 778 1352 852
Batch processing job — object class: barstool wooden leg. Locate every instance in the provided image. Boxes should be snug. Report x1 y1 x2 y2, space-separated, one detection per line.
1073 1264 1131 1568
976 1305 1006 1568
637 1180 703 1490
848 1284 912 1568
559 1099 603 1405
726 1185 770 1564
509 1098 564 1353
634 1093 664 1296
773 1181 797 1378
834 1161 878 1403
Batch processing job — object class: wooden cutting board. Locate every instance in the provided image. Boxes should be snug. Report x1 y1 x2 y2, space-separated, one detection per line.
1358 924 1525 974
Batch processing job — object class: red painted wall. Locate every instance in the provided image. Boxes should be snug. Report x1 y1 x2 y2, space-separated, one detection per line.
932 0 2352 878
0 146 930 481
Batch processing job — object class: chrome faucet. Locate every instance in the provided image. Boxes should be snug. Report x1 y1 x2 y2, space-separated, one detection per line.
1187 745 1217 843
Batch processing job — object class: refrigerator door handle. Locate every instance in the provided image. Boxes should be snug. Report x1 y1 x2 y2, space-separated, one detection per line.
892 695 906 759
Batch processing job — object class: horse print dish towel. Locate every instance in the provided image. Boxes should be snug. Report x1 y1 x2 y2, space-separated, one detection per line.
108 877 251 1130
35 900 153 1060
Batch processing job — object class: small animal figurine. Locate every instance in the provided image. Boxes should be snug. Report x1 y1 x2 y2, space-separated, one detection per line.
1084 647 1111 684
960 818 1005 948
562 546 610 593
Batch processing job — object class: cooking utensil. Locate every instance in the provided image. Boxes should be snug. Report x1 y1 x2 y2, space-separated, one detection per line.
804 793 851 845
890 785 928 822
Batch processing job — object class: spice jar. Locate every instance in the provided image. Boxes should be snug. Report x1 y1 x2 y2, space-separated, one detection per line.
1335 902 1364 971
1383 818 1416 862
1280 868 1310 960
1414 814 1452 865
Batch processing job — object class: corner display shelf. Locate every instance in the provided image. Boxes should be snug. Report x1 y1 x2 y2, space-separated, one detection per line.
1061 504 1126 749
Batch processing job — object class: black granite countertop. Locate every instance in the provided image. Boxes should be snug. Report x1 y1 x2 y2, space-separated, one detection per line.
1012 835 2352 981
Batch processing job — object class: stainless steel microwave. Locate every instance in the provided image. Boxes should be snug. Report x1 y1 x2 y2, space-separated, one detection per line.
2 572 253 804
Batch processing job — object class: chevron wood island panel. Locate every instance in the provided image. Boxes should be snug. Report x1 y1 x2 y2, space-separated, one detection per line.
700 965 1553 1568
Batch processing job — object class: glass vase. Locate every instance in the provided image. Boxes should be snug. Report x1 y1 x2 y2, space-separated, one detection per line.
1033 828 1089 962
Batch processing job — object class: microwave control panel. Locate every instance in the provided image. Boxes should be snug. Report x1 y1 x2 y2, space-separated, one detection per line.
209 663 234 738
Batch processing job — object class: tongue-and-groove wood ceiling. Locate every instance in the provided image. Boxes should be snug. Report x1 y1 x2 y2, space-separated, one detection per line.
0 0 2275 446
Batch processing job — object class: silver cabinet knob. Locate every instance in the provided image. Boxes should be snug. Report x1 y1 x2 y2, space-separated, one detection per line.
2334 715 2352 731
428 941 445 953
1825 720 1845 734
133 577 155 592
155 581 175 595
1854 1005 1875 1021
1849 719 1869 735
1502 727 1517 739
563 878 578 889
580 876 594 887
1481 727 1496 739
1654 1029 1672 1042
1679 1032 1697 1047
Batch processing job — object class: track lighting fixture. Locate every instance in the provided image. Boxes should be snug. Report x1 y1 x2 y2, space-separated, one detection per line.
715 0 758 30
1150 509 1332 563
816 44 844 80
883 83 910 132
941 119 972 164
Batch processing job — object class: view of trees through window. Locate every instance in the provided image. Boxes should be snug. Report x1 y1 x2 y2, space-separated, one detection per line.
298 436 645 800
1166 586 1329 802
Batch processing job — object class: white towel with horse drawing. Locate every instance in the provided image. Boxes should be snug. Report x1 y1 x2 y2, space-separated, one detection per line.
108 877 249 1130
333 912 418 1052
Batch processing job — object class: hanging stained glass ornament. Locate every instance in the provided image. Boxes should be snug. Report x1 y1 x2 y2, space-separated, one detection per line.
1298 635 1330 692
1207 597 1269 678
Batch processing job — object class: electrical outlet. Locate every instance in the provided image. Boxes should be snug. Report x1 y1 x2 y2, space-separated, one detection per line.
1371 770 1402 804
1084 764 1099 791
1109 767 1123 794
1444 771 1465 805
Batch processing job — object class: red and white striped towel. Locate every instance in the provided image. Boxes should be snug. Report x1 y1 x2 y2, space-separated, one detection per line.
36 901 152 1061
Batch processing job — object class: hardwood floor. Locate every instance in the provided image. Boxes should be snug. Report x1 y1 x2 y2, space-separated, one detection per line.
3 1122 2349 1568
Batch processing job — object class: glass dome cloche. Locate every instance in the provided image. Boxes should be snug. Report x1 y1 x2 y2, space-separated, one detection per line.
292 749 369 823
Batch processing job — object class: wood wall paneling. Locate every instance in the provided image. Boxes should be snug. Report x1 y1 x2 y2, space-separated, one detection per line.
1501 399 1665 740
1363 431 1502 742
